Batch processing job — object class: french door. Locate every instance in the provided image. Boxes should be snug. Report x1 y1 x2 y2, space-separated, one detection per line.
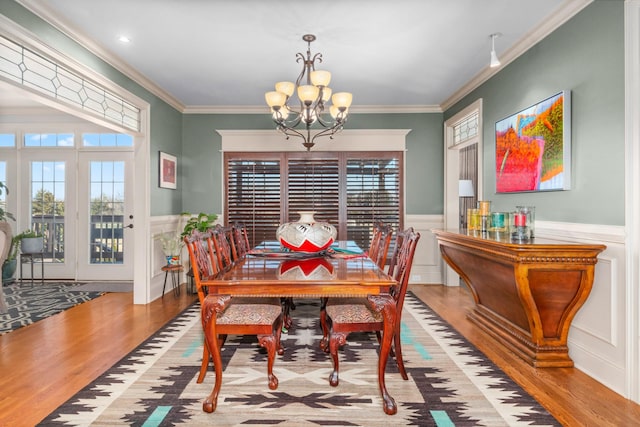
18 150 134 281
20 150 77 279
76 151 134 281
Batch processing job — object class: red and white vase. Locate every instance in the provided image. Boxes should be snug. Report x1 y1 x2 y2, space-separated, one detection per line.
276 211 337 252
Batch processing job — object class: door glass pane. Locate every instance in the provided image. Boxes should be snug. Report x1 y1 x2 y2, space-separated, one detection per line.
89 161 125 264
31 161 65 263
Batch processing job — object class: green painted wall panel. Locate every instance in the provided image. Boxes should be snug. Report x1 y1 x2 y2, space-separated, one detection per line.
445 1 625 225
3 0 625 224
181 112 444 215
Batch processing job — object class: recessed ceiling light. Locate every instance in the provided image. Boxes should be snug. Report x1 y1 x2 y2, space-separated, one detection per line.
118 36 131 43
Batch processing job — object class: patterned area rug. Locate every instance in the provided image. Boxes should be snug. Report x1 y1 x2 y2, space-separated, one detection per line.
39 293 560 426
0 282 104 335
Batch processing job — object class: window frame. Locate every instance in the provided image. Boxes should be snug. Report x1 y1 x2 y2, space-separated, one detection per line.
224 150 404 250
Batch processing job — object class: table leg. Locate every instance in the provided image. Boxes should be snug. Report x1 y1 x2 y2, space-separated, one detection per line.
368 294 397 415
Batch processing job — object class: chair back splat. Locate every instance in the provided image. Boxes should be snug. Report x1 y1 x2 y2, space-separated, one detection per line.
231 222 250 260
371 223 393 269
211 224 234 271
184 228 284 412
184 230 218 304
322 227 421 387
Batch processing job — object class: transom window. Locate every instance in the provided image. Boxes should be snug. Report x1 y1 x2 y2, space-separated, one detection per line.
83 133 133 147
453 111 479 146
24 133 74 147
0 134 15 147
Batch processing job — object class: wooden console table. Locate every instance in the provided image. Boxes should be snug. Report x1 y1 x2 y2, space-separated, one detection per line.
432 229 605 367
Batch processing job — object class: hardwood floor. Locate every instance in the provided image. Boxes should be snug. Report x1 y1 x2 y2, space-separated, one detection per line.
1 283 638 426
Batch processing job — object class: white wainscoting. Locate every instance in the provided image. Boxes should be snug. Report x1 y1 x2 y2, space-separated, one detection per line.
404 214 445 284
534 221 629 400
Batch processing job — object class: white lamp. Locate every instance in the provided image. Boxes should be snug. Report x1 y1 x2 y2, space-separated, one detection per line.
459 180 475 197
459 179 475 229
490 33 501 68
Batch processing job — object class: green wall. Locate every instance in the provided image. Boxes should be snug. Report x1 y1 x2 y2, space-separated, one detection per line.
445 0 625 225
3 0 626 225
1 0 184 216
180 112 444 216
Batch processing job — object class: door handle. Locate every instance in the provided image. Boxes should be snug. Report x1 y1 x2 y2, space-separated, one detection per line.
125 224 134 229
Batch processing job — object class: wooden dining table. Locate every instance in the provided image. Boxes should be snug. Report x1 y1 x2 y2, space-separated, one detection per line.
199 241 400 415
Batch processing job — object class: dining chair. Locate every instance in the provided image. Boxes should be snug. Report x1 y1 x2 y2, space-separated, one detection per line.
371 223 393 269
231 222 250 260
386 229 405 278
210 224 234 271
321 227 421 387
367 222 383 260
184 230 284 387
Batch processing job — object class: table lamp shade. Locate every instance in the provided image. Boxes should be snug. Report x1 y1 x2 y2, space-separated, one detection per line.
459 179 475 197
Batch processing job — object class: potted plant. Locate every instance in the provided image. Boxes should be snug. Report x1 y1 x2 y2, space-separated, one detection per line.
159 230 183 266
19 229 44 254
158 213 217 266
180 212 218 238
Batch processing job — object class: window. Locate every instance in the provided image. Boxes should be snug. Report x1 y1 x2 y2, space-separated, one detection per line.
453 111 479 146
83 133 133 147
89 161 125 264
30 161 66 263
225 151 403 251
1 35 141 132
25 133 74 147
0 134 15 147
346 157 401 246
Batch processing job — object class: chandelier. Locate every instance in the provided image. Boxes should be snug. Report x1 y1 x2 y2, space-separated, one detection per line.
265 34 353 150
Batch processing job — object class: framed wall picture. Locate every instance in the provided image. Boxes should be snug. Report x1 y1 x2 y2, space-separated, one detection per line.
495 90 571 193
159 151 177 189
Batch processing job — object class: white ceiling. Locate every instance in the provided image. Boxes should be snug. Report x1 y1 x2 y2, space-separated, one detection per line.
6 0 590 113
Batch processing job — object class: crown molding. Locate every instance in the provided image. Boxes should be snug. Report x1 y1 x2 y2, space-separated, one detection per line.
183 104 442 115
440 0 593 111
16 0 185 113
16 0 590 116
351 105 442 114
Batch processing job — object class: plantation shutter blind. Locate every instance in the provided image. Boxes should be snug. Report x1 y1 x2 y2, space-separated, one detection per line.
225 152 403 250
346 157 401 249
226 158 281 246
286 158 340 226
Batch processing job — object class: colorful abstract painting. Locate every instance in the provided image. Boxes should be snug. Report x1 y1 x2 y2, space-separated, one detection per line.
495 91 571 193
